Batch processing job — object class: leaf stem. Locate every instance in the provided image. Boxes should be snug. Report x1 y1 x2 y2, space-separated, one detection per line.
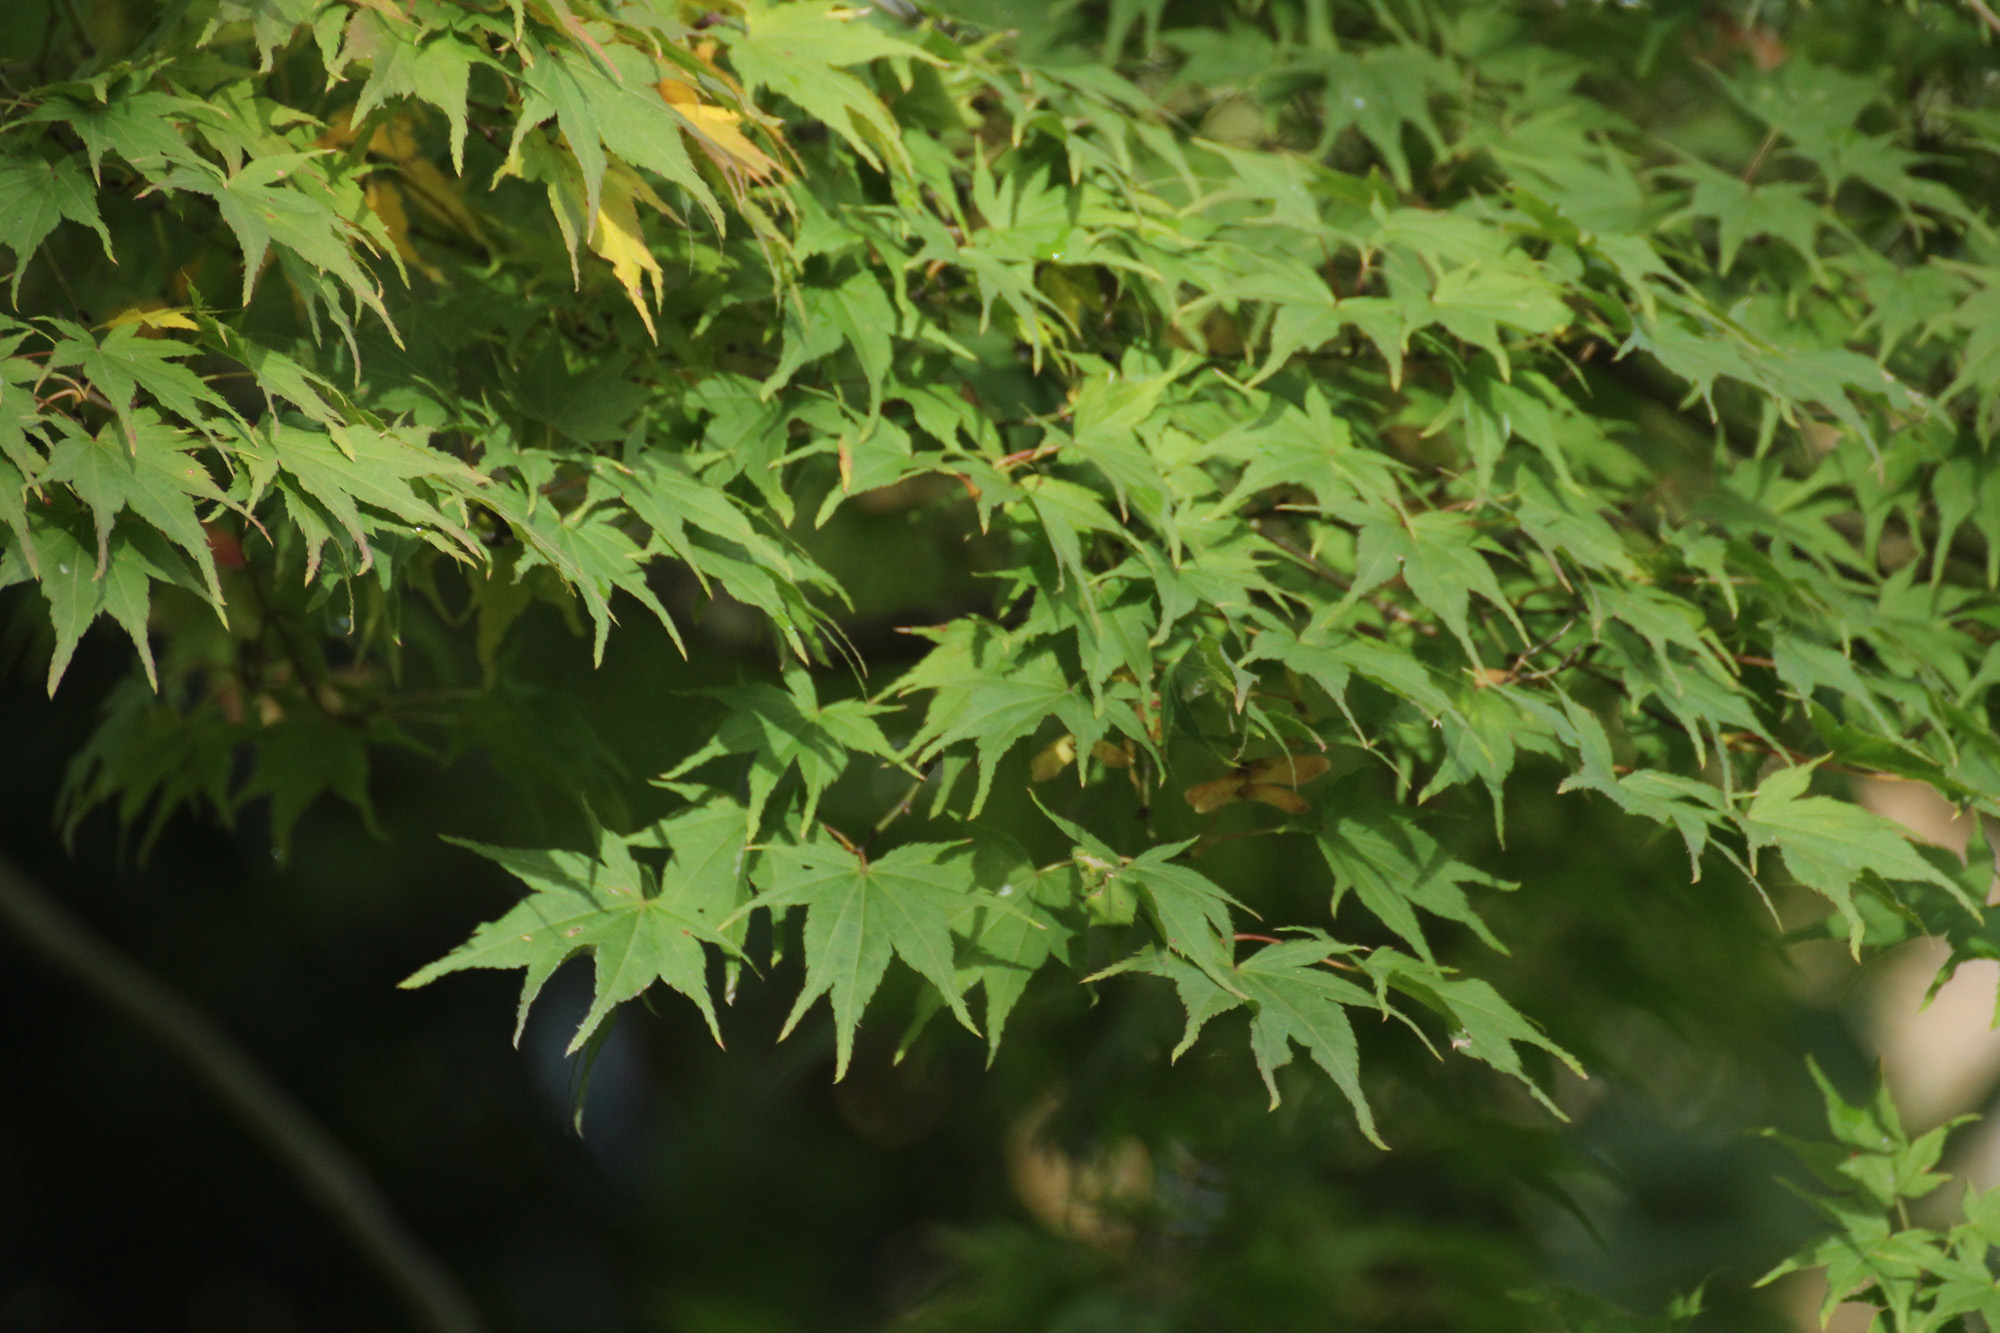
1740 126 1781 184
0 853 486 1333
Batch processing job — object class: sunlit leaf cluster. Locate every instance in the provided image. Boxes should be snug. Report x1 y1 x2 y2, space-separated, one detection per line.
7 0 2000 1316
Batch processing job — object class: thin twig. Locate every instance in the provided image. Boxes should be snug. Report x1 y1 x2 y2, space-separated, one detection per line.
1505 616 1576 680
1964 0 2000 39
862 765 933 853
0 853 485 1333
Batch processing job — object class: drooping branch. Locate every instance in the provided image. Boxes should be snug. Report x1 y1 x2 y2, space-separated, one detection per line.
0 854 486 1333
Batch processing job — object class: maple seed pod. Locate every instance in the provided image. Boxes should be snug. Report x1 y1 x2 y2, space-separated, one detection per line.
1184 754 1333 815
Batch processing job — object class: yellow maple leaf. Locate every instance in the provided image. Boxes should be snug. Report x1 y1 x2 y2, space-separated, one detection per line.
320 111 488 261
365 179 420 266
1030 735 1077 783
590 167 670 340
657 78 780 185
102 304 198 334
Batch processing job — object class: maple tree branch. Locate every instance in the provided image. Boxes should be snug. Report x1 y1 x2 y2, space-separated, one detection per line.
0 853 486 1333
1965 0 2000 39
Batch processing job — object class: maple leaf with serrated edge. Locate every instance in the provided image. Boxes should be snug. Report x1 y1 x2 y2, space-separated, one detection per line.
484 482 680 663
660 667 900 835
254 419 485 580
1097 935 1382 1143
604 454 841 652
1362 947 1581 1117
1235 938 1383 1136
1351 511 1527 665
42 324 233 448
404 823 737 1051
153 153 395 334
339 16 477 173
722 2 938 173
41 413 227 598
938 829 1081 1062
0 155 112 300
25 91 204 182
236 714 384 861
744 838 982 1080
1318 805 1511 961
905 631 1144 816
1036 797 1246 996
1743 763 1978 951
11 511 102 694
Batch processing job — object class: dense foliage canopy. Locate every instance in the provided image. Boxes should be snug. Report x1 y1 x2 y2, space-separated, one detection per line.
7 0 2000 1326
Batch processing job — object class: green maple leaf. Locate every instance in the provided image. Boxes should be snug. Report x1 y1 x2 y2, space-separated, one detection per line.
260 419 485 579
1558 699 1732 878
41 412 227 599
1121 844 1247 995
42 323 231 446
1105 935 1380 1142
237 714 383 861
724 2 936 171
606 454 840 656
404 824 735 1050
1744 764 1976 950
494 488 680 662
1352 511 1526 664
1364 947 1580 1117
661 667 898 835
157 154 393 329
1311 44 1446 188
342 16 478 173
906 632 1140 815
761 269 896 425
194 316 347 428
887 829 1081 1064
1669 161 1824 275
748 838 983 1079
1318 806 1511 961
26 91 203 182
17 512 102 695
1248 619 1454 720
1428 259 1572 375
202 0 318 68
1236 938 1382 1138
1038 798 1245 995
0 155 111 299
951 852 1079 1062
